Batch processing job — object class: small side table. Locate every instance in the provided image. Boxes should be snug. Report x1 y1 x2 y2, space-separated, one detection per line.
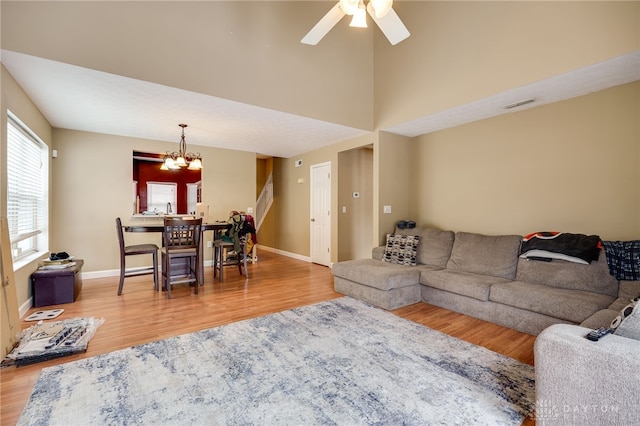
31 260 84 307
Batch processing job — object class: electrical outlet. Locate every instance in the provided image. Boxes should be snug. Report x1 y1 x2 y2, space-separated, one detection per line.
207 241 212 248
383 205 392 214
247 207 254 214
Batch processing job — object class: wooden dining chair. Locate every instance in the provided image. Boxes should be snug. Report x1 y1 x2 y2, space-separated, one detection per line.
160 217 202 298
213 234 248 282
115 217 159 295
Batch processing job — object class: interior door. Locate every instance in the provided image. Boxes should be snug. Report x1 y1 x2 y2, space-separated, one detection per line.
310 162 331 266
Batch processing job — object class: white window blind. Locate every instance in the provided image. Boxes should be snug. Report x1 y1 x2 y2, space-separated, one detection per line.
147 182 177 214
6 114 48 260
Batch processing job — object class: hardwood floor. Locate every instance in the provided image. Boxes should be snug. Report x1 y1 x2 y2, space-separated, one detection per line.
0 250 536 425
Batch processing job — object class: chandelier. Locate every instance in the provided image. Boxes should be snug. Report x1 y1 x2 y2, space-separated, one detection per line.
161 124 203 170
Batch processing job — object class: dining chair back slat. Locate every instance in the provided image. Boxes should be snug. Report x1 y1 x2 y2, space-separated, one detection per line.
163 219 201 250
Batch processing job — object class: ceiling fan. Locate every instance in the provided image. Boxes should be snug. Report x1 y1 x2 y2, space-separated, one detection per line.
301 0 410 46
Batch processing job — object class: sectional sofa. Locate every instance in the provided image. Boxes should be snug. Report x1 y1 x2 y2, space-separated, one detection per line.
332 226 640 335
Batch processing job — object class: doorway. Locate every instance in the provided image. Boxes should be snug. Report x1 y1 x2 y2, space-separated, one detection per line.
337 146 373 261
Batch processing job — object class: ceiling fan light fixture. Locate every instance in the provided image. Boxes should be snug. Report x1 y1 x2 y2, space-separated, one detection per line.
301 0 409 45
339 0 358 15
350 2 368 28
370 0 393 18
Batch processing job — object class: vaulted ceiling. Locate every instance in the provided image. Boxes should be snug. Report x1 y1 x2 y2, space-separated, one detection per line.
2 1 638 158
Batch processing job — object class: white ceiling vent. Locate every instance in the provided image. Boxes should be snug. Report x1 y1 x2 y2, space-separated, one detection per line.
503 98 536 110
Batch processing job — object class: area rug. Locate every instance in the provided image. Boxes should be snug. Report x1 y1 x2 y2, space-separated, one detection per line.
18 297 535 425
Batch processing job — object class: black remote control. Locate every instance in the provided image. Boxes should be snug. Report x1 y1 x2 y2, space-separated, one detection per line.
585 327 612 341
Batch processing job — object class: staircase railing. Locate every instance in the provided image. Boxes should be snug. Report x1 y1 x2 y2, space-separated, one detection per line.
255 172 273 232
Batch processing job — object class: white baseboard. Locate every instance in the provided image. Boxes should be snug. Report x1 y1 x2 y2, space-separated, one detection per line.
257 245 311 263
19 298 33 318
79 245 311 281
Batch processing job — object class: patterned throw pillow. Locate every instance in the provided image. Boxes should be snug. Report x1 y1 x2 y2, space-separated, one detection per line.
610 299 640 341
382 234 420 266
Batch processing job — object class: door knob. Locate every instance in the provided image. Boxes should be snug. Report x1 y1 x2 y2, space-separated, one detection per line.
311 218 315 222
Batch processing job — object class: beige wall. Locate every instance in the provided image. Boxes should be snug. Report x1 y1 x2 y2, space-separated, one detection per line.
51 129 256 274
1 65 53 307
260 133 376 261
374 1 640 128
262 82 639 263
412 82 640 240
375 132 414 245
338 146 373 261
1 1 374 131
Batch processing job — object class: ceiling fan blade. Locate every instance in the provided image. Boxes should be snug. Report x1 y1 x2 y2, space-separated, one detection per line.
301 3 346 45
366 2 410 45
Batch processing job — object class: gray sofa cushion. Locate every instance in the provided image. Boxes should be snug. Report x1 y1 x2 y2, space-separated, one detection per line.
372 246 385 260
580 309 620 329
515 251 618 297
619 280 640 300
420 269 511 301
396 227 455 268
446 232 522 280
332 259 421 291
490 281 615 323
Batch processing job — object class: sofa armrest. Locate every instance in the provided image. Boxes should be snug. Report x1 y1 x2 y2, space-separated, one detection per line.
534 324 640 425
372 246 385 260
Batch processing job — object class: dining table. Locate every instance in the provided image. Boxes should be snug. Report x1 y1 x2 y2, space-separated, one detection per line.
123 221 230 286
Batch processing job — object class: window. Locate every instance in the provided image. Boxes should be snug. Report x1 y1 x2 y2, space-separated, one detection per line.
6 112 49 261
147 182 177 214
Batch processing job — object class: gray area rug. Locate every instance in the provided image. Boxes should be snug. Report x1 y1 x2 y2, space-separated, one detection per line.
18 297 535 425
